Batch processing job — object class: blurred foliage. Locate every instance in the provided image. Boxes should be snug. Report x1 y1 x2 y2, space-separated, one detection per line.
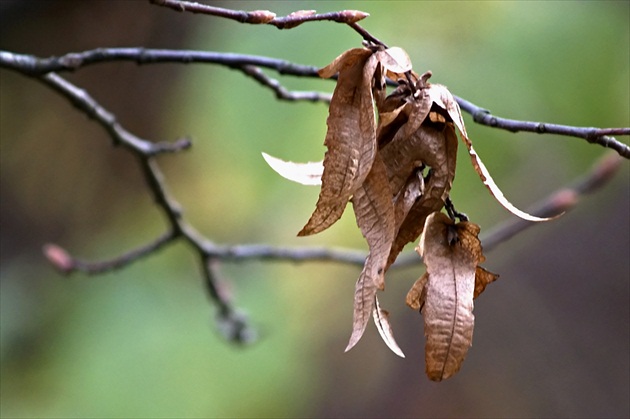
1 1 628 418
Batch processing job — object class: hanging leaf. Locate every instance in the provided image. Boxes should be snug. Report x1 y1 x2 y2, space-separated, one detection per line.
393 171 424 228
405 272 429 311
409 211 498 381
299 46 414 237
372 295 405 358
346 155 396 352
351 155 396 290
298 48 378 236
474 266 500 299
385 122 459 269
375 46 413 76
261 152 322 185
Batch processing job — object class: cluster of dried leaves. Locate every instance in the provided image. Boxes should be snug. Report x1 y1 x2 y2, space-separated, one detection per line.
264 45 552 380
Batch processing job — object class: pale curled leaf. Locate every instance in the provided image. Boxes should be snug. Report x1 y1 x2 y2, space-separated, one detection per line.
261 152 322 185
417 212 478 381
463 138 560 222
373 296 405 358
299 48 377 236
428 84 559 223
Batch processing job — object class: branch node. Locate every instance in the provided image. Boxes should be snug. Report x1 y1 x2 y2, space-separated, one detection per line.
472 108 491 123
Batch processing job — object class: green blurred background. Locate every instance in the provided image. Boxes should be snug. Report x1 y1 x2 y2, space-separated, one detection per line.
1 1 628 418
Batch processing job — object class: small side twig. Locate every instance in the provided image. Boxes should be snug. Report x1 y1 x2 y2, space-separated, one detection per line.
37 72 191 155
237 65 332 103
43 231 178 275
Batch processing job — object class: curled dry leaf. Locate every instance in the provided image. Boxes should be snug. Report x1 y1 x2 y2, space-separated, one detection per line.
261 152 322 186
374 47 412 76
300 46 414 237
407 211 498 381
474 266 500 299
298 48 377 236
372 295 405 358
384 118 459 269
346 155 396 352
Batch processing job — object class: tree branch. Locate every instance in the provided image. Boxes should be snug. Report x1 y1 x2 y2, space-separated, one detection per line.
236 65 332 103
149 0 369 30
2 48 627 157
36 72 191 155
457 97 630 158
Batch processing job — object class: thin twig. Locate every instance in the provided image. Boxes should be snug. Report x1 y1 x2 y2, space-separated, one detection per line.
237 65 332 103
149 0 369 30
36 72 191 155
43 231 178 274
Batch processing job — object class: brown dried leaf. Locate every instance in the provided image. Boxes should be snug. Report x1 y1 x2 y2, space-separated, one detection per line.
345 267 376 353
375 47 413 76
351 155 396 290
474 266 500 299
385 122 459 268
372 295 405 358
393 171 424 228
405 272 428 311
346 155 396 352
261 152 323 186
299 48 377 236
416 212 480 381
